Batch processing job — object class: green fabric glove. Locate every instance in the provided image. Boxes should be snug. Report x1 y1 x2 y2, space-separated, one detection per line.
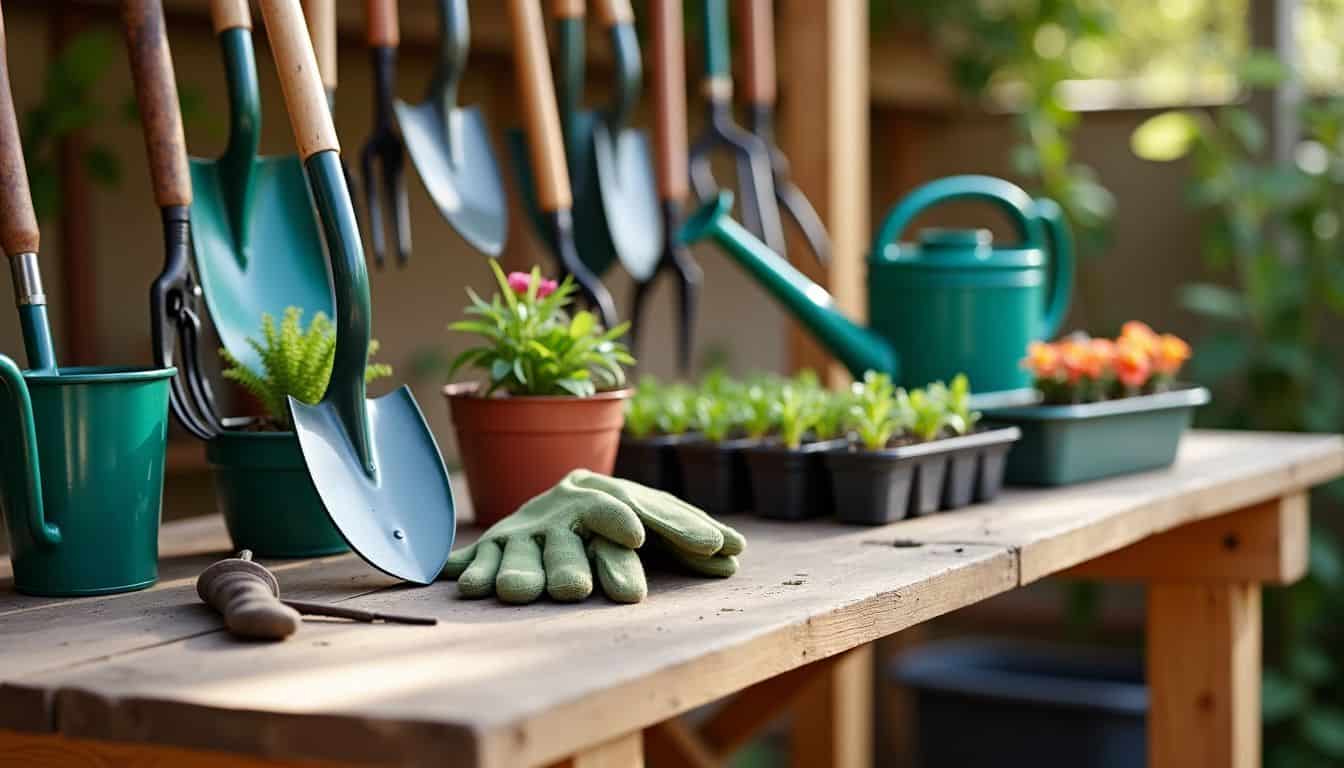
442 470 745 604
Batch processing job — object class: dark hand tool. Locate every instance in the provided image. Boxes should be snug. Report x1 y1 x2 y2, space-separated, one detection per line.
360 0 411 268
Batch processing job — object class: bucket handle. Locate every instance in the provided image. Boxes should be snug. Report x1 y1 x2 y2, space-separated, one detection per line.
871 175 1046 257
1035 197 1074 338
0 355 60 547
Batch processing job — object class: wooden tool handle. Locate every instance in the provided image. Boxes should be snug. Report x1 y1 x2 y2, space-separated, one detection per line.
0 10 37 254
739 0 774 105
303 0 337 89
595 0 632 27
510 0 571 211
259 0 340 159
121 0 193 209
196 558 300 641
365 0 398 46
651 0 688 201
550 0 584 19
210 0 252 33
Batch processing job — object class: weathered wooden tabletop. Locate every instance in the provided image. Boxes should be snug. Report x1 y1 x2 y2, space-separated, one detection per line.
1 430 1341 768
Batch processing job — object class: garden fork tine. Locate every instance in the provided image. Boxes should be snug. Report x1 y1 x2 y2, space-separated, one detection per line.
361 0 411 268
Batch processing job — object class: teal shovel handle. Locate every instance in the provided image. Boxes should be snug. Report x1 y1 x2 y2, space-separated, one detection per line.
0 354 60 547
217 26 262 262
702 0 730 82
1034 197 1074 338
871 174 1046 256
554 7 585 158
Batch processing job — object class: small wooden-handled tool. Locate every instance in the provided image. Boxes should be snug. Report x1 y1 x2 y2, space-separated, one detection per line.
197 552 439 641
629 0 701 372
361 0 411 268
303 0 357 196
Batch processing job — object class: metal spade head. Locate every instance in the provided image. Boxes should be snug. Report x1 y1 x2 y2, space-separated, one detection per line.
591 116 661 282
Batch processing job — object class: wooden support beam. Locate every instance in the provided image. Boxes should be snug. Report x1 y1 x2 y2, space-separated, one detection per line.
1147 584 1261 768
789 645 874 768
553 732 644 768
700 652 839 758
644 721 719 768
1064 494 1309 585
778 0 869 385
0 730 331 767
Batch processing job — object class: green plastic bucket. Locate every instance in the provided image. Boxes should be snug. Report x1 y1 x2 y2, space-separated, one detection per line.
982 386 1211 486
206 427 349 558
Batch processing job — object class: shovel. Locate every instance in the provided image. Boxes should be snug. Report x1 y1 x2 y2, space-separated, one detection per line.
687 0 783 258
257 0 456 586
738 0 828 266
394 0 507 256
587 0 661 283
190 0 333 375
506 0 618 328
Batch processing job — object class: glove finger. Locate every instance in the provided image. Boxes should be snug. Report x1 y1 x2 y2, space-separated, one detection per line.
589 538 647 604
441 540 480 580
496 535 546 604
712 520 747 557
544 529 594 602
457 540 502 598
573 473 722 556
581 495 646 550
667 548 739 578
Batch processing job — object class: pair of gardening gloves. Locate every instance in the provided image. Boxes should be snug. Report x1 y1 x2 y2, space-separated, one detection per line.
441 470 745 604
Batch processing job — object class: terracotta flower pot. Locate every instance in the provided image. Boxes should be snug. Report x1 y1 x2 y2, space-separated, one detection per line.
444 382 632 527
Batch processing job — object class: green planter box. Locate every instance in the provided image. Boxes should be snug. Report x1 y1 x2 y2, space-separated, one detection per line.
982 386 1211 486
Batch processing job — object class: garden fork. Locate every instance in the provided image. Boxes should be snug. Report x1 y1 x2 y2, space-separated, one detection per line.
361 0 411 268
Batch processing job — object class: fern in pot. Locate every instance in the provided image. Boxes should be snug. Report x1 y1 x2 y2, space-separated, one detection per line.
443 262 635 526
210 308 391 556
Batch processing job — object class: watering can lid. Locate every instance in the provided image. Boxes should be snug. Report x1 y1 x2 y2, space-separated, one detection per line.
880 227 1045 268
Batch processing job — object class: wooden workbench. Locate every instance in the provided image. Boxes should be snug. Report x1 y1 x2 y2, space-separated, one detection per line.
1 430 1341 768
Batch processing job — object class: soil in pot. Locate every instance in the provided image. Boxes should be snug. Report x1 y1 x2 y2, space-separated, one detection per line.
445 383 632 527
825 447 917 525
614 433 696 495
744 438 849 521
674 437 759 516
207 427 349 558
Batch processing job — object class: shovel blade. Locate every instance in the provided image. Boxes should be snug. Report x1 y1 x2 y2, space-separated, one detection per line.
591 121 662 282
190 155 335 373
291 385 455 585
396 100 507 256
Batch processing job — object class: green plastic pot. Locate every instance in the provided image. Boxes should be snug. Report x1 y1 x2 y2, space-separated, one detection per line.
1 362 174 596
206 426 348 558
982 386 1211 486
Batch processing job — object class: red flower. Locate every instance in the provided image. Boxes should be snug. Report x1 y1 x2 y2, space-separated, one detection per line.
507 271 560 298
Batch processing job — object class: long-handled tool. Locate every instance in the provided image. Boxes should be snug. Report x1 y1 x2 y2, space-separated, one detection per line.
197 551 437 641
190 0 333 376
506 0 618 328
258 0 456 586
629 0 700 372
360 0 411 268
687 0 782 258
124 0 221 440
394 0 506 256
587 0 661 282
739 0 828 265
1 12 56 375
303 0 357 199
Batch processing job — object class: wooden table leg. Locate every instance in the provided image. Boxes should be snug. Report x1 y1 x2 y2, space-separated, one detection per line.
789 645 874 768
553 731 644 768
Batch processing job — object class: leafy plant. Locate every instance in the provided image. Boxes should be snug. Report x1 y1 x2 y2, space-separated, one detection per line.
624 377 662 438
944 373 980 435
220 307 391 431
847 371 903 451
776 383 822 450
814 387 855 442
741 378 782 439
692 390 741 443
448 262 634 397
908 387 949 442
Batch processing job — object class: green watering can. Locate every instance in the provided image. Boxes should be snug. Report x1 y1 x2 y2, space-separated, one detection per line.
681 175 1074 395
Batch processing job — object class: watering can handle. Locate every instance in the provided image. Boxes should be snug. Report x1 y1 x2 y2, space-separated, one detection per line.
1035 197 1074 338
0 356 60 547
871 175 1046 256
122 0 193 209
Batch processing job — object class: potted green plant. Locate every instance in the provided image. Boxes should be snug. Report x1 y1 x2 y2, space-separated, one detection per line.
443 262 635 526
673 371 758 516
209 307 392 556
614 377 697 494
984 323 1210 485
743 374 850 521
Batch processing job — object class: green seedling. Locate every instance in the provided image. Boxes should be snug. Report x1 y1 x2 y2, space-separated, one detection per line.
656 384 697 435
777 383 823 449
693 391 741 443
945 373 980 435
624 376 662 438
221 307 392 431
908 386 949 442
848 371 902 451
814 387 854 441
741 379 782 439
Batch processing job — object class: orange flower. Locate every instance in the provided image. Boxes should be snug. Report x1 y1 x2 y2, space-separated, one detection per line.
1088 338 1116 376
1120 321 1158 357
1023 341 1061 380
1061 339 1098 383
1114 340 1152 390
1153 334 1190 375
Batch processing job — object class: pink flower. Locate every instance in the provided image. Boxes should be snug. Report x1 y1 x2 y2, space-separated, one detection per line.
507 272 531 294
538 278 559 298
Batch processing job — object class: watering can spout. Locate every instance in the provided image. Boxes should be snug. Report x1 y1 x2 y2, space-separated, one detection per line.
680 192 897 380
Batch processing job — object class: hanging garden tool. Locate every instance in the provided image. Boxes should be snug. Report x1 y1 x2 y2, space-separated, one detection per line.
257 0 456 585
303 0 357 197
361 0 411 268
506 0 618 328
629 0 700 372
394 0 506 256
738 0 829 266
687 0 783 258
587 0 662 282
198 551 437 641
189 0 333 376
